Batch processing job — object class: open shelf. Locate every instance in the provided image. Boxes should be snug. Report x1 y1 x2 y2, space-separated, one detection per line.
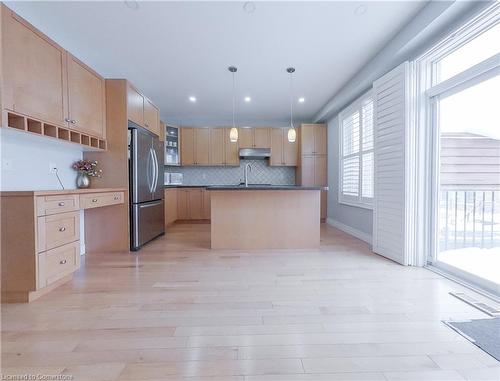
7 113 26 130
70 131 81 144
3 111 106 151
27 118 43 134
43 124 58 138
81 135 90 146
57 128 70 141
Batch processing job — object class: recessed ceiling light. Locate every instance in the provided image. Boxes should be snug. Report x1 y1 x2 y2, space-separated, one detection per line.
244 96 251 103
189 96 197 102
298 97 305 103
124 0 139 11
354 4 367 15
243 1 256 14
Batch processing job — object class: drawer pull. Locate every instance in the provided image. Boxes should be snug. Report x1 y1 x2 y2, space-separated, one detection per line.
114 196 119 200
59 227 66 232
58 202 65 206
92 199 98 203
60 259 67 265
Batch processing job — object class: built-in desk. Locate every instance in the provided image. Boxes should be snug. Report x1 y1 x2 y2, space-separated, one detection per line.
1 188 127 303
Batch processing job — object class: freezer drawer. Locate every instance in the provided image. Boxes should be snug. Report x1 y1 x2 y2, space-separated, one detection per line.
131 200 165 250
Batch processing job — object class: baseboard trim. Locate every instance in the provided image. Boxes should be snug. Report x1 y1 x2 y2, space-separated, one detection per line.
326 218 372 245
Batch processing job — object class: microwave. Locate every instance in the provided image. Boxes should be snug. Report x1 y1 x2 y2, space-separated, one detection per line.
164 125 180 165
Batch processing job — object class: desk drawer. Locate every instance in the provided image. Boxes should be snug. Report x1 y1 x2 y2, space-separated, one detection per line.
36 195 79 216
37 241 80 289
37 211 80 252
80 192 124 210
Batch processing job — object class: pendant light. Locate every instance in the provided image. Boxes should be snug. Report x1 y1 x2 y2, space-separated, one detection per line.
286 67 297 143
228 66 238 143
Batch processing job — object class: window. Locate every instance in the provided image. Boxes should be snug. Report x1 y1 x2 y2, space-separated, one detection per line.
339 93 374 208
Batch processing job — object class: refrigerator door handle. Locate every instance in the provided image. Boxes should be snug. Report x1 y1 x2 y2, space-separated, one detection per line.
147 148 154 193
152 147 159 193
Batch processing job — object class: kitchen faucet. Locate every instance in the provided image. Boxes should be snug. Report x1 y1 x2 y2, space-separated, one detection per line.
244 163 252 187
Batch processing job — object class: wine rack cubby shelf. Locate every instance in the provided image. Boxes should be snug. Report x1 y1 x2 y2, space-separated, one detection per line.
4 111 106 151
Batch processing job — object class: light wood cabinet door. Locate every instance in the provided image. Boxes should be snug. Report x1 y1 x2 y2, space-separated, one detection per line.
66 54 106 138
254 128 270 148
188 188 204 219
159 121 166 142
238 128 253 148
180 128 195 165
127 83 144 126
300 125 315 155
270 128 284 166
209 128 225 165
224 128 240 166
195 129 210 165
177 189 189 219
164 188 178 226
314 155 328 186
314 124 327 155
2 8 68 127
144 98 160 136
283 132 298 166
203 189 211 220
321 190 327 219
301 156 315 186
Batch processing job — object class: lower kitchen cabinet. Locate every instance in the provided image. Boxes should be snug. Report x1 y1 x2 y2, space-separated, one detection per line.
164 188 178 226
174 187 211 222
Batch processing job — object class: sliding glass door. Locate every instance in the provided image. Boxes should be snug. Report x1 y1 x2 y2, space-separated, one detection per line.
425 18 500 296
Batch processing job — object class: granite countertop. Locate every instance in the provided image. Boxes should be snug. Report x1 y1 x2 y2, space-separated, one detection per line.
165 184 327 190
207 185 326 191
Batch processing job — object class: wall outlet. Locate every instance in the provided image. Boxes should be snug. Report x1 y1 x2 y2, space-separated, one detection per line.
49 162 58 173
2 159 14 171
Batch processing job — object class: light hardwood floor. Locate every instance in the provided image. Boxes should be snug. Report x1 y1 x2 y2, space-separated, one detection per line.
1 223 499 381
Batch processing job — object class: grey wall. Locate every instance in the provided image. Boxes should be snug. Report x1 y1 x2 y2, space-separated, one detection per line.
165 159 296 186
327 116 373 237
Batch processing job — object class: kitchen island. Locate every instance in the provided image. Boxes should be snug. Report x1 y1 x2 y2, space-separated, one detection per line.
208 186 322 250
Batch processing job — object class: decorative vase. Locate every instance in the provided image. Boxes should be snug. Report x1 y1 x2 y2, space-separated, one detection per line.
76 172 90 189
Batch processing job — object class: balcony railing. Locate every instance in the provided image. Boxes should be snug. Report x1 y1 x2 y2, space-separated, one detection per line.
439 190 500 251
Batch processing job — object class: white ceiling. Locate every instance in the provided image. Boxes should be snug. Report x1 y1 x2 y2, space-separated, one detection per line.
6 1 427 126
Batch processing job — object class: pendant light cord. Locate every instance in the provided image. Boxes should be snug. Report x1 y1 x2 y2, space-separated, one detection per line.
289 71 294 129
232 71 236 129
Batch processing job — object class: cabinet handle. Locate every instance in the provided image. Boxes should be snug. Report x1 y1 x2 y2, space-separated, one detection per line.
92 198 98 203
114 196 119 200
59 227 66 232
59 259 67 265
58 202 65 206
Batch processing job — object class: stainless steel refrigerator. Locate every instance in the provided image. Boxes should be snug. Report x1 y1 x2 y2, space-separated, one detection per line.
128 122 165 251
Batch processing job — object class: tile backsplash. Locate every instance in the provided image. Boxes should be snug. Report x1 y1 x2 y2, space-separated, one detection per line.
165 160 296 185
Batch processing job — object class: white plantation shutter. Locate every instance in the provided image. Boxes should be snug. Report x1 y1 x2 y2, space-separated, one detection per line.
372 62 416 265
339 94 374 207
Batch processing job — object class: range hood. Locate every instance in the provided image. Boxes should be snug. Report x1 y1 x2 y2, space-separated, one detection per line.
239 148 271 159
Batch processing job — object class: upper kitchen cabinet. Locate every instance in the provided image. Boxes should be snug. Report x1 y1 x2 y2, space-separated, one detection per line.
66 54 106 138
300 124 327 155
209 128 225 165
180 127 209 166
238 127 270 148
126 82 160 137
270 128 298 166
1 6 68 127
127 83 144 127
144 98 160 136
1 4 107 149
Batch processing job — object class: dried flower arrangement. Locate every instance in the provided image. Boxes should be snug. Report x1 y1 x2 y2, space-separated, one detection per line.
72 160 102 177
